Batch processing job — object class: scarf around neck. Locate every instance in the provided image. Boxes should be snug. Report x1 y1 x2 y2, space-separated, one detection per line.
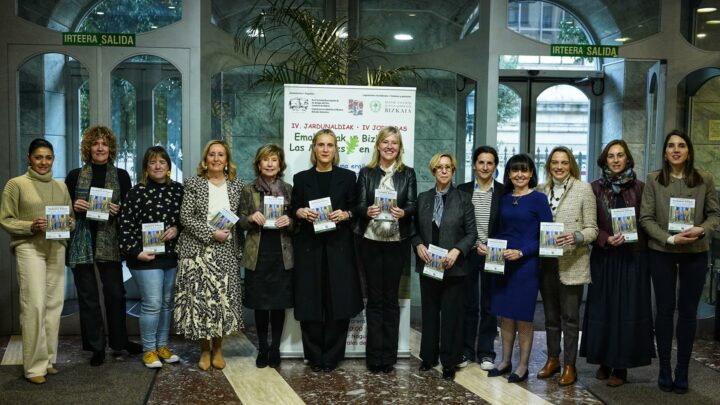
599 167 636 220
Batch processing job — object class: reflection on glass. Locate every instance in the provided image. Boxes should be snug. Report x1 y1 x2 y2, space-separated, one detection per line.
684 0 720 51
534 85 590 183
17 53 89 178
111 55 182 183
76 0 183 33
361 0 478 54
496 85 521 182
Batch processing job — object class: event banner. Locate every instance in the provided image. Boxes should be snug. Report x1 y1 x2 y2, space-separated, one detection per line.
283 84 416 179
280 84 416 358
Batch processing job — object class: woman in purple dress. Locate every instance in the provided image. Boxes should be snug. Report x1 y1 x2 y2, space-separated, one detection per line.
487 154 552 383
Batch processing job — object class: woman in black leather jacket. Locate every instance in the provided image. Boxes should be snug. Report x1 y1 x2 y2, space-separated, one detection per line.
353 126 417 373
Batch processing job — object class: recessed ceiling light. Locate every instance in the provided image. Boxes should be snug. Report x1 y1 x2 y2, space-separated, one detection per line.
698 7 717 13
408 13 416 17
697 33 707 38
168 6 176 10
394 33 413 41
150 25 158 29
614 37 630 42
706 20 720 24
96 11 105 15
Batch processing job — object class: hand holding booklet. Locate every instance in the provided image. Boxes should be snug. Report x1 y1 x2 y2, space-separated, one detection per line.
610 207 638 242
209 208 239 231
668 197 695 233
142 222 165 253
309 197 336 234
374 189 398 222
539 222 564 257
263 196 284 229
87 187 113 221
45 206 71 240
422 244 447 280
484 238 507 274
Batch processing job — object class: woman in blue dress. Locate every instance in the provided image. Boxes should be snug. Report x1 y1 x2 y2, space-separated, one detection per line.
487 154 553 383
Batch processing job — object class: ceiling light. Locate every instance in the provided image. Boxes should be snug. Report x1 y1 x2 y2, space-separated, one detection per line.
150 25 158 29
697 7 717 13
96 11 105 15
168 6 176 10
706 20 720 24
614 37 630 42
408 13 416 17
394 33 413 41
697 33 707 38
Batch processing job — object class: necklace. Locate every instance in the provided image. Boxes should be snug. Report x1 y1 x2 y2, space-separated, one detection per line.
512 190 530 205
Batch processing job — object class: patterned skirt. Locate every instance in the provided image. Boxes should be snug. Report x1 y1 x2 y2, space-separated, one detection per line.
173 244 244 340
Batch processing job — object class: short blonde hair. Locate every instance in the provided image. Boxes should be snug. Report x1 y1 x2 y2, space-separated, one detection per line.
81 126 117 164
545 146 580 180
366 126 405 171
252 143 286 178
310 129 340 166
428 152 457 174
196 140 237 181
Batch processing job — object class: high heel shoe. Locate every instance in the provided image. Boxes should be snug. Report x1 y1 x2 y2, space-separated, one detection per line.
487 363 512 377
508 370 529 383
419 361 438 371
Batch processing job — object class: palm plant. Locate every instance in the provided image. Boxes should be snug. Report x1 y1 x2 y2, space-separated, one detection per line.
234 0 417 104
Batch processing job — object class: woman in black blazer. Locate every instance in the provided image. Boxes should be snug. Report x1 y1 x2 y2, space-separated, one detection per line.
354 126 417 373
290 129 363 372
412 152 476 381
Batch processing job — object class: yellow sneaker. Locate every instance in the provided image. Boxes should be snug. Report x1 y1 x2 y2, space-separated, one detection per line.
142 351 162 368
157 346 180 363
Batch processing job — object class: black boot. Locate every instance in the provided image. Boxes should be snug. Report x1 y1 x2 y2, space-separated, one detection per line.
658 365 673 392
673 367 688 394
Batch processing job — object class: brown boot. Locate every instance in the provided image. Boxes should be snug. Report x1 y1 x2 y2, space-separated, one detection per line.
198 339 211 370
607 368 627 387
558 364 577 386
537 356 561 379
211 337 225 369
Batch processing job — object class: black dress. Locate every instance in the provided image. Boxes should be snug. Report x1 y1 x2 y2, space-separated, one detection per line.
579 196 654 368
244 229 293 309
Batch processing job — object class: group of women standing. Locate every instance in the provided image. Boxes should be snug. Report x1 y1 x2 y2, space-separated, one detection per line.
1 126 718 395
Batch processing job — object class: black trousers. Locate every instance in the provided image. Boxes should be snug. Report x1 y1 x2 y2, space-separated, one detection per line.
649 250 708 371
539 261 584 365
420 274 465 369
361 238 407 366
71 261 129 352
463 250 497 362
300 245 350 368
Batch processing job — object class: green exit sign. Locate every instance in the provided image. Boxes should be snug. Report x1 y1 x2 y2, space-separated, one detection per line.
550 44 619 58
63 32 136 47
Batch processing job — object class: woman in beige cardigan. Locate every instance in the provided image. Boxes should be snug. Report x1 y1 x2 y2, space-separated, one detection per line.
536 146 598 386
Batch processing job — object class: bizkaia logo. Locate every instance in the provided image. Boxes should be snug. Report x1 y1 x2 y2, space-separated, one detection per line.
369 100 381 112
348 99 364 115
384 100 412 114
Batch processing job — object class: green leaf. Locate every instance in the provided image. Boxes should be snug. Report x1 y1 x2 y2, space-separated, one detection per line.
346 135 359 154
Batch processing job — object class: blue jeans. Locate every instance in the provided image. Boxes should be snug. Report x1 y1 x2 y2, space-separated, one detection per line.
130 268 177 351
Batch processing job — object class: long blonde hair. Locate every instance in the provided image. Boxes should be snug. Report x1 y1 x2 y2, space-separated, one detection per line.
366 126 406 171
196 140 237 181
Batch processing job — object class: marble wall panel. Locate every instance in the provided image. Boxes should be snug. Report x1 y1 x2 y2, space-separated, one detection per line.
602 100 623 145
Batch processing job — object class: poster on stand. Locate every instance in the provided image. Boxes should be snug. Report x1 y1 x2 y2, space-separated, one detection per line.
281 84 416 358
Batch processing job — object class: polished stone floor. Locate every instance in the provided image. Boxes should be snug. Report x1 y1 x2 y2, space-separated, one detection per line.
1 330 718 404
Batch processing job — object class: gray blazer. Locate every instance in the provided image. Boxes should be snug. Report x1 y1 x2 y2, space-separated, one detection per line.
411 185 476 277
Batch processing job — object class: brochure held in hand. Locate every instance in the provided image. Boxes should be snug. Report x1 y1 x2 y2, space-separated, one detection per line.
209 208 239 230
422 244 447 280
484 238 507 274
45 206 71 240
87 187 113 221
142 222 165 253
309 197 336 233
263 196 284 229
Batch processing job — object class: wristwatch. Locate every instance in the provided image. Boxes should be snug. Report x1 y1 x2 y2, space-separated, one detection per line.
517 249 524 258
346 210 353 220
